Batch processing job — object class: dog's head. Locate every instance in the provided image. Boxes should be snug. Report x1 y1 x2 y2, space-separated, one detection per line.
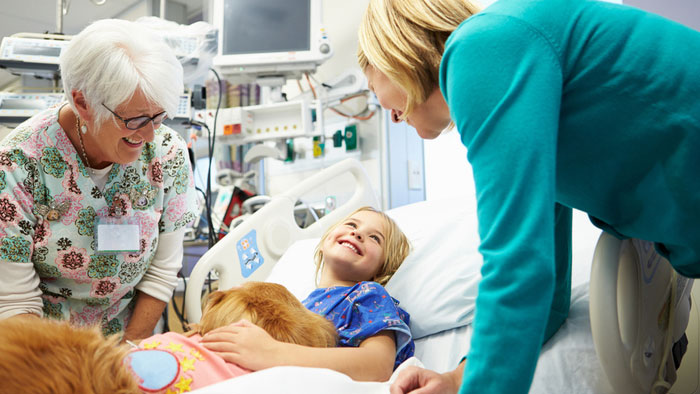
0 317 139 394
191 281 338 348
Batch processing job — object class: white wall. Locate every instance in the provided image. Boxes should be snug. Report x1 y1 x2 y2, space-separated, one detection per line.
623 0 698 30
423 128 474 201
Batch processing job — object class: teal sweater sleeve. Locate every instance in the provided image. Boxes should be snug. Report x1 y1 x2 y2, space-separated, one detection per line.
441 15 570 394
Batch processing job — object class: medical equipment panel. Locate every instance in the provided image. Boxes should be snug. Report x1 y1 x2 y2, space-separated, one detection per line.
197 100 313 142
0 93 64 122
174 93 192 119
0 36 69 65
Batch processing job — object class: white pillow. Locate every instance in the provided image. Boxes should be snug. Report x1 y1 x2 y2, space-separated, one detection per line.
265 238 319 301
266 195 483 339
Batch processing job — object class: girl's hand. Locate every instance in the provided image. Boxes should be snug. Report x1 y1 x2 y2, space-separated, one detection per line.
200 319 286 371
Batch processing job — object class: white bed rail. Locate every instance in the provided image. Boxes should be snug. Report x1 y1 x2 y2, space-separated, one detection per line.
185 158 379 323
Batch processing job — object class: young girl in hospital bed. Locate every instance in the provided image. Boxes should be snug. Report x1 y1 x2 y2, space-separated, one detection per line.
201 206 415 382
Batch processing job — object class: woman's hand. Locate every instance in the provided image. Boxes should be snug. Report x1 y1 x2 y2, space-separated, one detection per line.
390 360 464 394
201 319 286 371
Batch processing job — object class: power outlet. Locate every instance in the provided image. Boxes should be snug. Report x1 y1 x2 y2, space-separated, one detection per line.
408 160 424 190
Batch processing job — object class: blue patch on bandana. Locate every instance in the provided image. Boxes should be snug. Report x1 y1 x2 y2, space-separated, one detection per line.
127 349 179 391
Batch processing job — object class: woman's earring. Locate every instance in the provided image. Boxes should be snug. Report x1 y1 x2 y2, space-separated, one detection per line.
81 124 88 134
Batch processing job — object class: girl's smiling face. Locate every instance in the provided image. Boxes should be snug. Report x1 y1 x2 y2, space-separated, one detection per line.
320 210 387 287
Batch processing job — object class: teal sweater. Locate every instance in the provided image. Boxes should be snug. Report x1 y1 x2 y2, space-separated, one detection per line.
440 0 700 392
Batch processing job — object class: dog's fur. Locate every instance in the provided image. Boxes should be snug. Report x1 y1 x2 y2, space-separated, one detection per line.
0 317 140 394
0 281 337 393
190 281 337 347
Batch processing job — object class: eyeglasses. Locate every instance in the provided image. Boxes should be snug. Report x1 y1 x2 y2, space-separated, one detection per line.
102 103 168 130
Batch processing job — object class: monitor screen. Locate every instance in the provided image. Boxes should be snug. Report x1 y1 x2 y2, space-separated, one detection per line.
222 0 311 56
13 43 62 58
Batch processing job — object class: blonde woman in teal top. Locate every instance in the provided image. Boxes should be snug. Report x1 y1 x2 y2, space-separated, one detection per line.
358 0 700 393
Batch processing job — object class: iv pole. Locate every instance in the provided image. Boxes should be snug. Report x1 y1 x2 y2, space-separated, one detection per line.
56 0 65 34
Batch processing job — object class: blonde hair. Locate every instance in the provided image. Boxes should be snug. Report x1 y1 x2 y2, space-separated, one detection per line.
357 0 481 119
314 206 410 286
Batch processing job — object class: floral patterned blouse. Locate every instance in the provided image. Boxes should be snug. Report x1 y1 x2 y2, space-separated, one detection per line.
0 106 197 336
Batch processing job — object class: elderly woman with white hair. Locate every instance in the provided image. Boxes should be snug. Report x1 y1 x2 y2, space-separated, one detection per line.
0 19 197 341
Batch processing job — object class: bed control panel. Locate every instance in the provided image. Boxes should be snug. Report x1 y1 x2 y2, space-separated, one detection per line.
236 229 264 278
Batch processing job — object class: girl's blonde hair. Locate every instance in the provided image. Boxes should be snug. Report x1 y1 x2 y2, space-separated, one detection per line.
357 0 481 119
314 206 410 286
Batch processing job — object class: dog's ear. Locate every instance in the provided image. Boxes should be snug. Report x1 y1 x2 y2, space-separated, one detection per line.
205 290 226 308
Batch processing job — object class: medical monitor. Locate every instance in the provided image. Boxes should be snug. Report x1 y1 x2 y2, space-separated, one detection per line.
212 0 332 80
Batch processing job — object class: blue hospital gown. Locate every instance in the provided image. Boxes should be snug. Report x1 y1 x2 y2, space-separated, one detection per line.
302 281 414 369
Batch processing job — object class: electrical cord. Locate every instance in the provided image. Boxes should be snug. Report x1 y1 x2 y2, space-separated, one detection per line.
173 70 222 328
187 122 216 243
161 306 170 332
208 67 223 249
193 185 214 238
330 107 376 121
170 273 190 331
160 71 223 332
305 72 318 99
192 184 214 294
328 90 377 120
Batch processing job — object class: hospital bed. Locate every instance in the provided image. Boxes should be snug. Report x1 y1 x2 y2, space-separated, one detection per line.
185 158 700 394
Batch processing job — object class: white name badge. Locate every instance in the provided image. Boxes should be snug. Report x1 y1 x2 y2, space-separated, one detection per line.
96 223 140 253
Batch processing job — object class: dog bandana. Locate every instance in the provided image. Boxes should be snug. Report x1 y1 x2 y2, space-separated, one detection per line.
126 349 180 391
127 332 249 393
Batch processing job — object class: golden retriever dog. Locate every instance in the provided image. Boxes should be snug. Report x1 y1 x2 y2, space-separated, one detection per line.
189 281 337 346
0 317 139 394
0 282 337 394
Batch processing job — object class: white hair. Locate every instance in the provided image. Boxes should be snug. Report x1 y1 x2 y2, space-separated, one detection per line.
59 19 183 126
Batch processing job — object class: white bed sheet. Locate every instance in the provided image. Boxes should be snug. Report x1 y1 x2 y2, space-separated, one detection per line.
400 282 615 393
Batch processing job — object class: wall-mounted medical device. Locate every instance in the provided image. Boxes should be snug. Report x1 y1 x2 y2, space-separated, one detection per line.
0 93 64 122
196 100 314 142
0 34 70 77
211 0 332 80
0 36 69 64
174 92 192 119
141 17 219 87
